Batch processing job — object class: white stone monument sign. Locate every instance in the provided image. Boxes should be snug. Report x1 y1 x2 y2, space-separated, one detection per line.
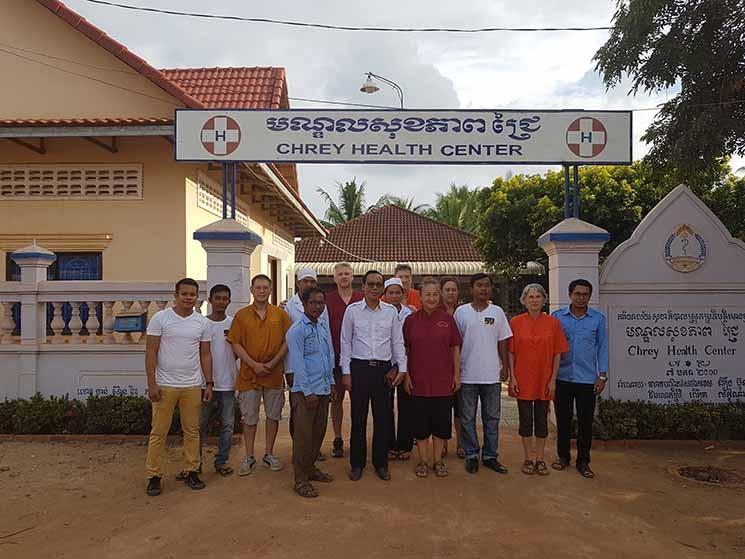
600 185 745 403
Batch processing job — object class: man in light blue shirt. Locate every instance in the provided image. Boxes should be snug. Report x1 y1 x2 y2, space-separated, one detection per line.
285 286 335 498
551 279 608 479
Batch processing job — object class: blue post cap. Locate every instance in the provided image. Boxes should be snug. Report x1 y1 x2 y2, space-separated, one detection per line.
193 218 263 245
537 218 610 247
10 240 57 263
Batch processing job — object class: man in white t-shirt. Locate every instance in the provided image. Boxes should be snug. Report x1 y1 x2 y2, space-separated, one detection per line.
144 278 213 496
198 284 238 477
454 273 512 476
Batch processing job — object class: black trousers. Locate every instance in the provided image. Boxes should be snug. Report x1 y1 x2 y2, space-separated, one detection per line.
350 359 392 469
389 383 414 453
555 380 596 464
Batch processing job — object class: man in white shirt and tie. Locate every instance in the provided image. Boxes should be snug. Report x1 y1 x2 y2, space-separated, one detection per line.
341 270 407 481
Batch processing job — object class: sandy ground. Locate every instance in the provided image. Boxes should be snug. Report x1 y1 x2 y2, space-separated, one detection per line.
1 398 744 559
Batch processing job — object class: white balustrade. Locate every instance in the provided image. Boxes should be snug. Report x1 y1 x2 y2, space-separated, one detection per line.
0 281 206 346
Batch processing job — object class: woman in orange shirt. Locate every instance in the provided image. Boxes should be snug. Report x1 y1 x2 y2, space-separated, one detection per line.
508 283 568 476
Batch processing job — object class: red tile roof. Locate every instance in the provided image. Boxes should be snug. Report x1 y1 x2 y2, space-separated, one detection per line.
35 0 205 109
161 67 288 110
0 117 172 127
295 205 482 262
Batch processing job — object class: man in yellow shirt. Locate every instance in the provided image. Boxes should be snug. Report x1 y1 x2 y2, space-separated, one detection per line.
228 274 292 476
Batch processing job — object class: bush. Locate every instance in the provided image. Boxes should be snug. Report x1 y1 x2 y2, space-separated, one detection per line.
0 394 243 436
596 399 745 440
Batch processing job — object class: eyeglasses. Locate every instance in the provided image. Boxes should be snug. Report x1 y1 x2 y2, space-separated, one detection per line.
365 282 384 288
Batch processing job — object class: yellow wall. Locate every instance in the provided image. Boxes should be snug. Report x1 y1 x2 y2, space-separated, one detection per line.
1 0 183 120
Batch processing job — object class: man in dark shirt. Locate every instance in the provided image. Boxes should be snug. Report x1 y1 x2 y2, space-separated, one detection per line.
324 262 363 458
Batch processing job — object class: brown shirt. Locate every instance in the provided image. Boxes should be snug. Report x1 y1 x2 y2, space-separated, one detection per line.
227 303 291 391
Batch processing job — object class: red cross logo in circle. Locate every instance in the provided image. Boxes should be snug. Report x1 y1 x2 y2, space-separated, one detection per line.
200 116 241 156
566 117 607 158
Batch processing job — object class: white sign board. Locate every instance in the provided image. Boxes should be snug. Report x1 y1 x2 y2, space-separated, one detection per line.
175 109 632 165
609 307 745 403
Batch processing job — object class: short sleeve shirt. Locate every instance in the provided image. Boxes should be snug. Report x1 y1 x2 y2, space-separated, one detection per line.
404 309 462 397
203 316 238 391
227 304 291 391
146 308 210 388
508 313 569 400
454 303 513 384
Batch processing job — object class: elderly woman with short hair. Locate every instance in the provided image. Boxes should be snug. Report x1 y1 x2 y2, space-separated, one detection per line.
508 284 568 476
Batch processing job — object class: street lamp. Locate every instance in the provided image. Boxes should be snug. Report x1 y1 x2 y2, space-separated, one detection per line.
360 72 404 109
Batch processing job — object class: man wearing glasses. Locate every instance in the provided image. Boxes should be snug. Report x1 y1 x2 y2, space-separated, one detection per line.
340 270 407 481
551 279 609 479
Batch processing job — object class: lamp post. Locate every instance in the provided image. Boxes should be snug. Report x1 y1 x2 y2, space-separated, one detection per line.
360 72 404 109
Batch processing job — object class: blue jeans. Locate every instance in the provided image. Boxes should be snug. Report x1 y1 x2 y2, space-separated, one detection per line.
199 390 236 468
459 383 501 461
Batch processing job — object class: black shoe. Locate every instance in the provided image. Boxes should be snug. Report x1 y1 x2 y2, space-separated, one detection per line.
551 457 571 471
184 471 206 490
576 462 595 479
482 458 508 474
146 476 162 496
349 467 363 481
375 467 391 481
332 438 344 458
465 457 479 474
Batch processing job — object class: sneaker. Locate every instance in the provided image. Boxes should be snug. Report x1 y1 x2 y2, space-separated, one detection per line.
238 456 257 477
465 457 479 474
146 476 162 496
331 438 344 458
262 453 283 471
184 471 206 490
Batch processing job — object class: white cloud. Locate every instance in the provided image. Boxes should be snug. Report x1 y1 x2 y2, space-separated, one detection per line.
62 0 726 219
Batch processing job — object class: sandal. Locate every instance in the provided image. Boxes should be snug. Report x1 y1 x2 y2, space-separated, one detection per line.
398 451 411 461
415 462 429 478
552 458 570 471
521 460 535 475
388 450 400 460
309 469 334 483
294 482 319 498
535 461 549 476
434 461 448 477
456 446 466 460
215 465 234 477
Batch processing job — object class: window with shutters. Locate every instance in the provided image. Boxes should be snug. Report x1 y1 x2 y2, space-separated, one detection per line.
0 165 143 199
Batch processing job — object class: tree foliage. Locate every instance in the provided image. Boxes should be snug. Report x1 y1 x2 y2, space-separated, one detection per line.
424 184 482 234
475 163 744 275
594 0 745 182
316 178 401 227
371 195 430 213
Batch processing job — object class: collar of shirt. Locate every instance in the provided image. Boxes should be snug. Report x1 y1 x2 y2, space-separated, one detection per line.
559 306 598 319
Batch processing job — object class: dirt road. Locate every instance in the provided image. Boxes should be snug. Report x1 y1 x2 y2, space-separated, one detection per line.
1 425 744 559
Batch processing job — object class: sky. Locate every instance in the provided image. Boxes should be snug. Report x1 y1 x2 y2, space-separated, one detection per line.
63 0 745 219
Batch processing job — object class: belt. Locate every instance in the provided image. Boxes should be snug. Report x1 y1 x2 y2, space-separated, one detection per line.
351 358 391 368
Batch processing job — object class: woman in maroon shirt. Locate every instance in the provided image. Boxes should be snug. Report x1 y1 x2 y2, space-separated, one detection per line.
403 278 462 478
439 275 463 459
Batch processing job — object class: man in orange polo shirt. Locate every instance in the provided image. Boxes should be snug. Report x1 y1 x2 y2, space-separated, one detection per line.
228 274 292 476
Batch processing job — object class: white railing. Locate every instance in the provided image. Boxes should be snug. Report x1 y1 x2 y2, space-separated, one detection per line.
0 280 208 346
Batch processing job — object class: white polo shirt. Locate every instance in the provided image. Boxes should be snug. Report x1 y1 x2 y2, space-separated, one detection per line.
454 303 513 384
146 308 210 388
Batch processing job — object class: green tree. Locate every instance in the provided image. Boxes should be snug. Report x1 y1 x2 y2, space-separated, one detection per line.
594 0 745 183
316 178 367 227
425 184 481 233
372 195 430 213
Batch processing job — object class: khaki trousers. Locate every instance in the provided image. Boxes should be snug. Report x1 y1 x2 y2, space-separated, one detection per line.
145 386 202 478
290 392 330 484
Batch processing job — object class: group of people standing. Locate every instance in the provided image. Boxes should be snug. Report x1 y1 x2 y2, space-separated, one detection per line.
142 263 608 499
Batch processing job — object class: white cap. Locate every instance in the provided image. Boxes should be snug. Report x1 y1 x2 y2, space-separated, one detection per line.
384 277 403 291
296 268 318 282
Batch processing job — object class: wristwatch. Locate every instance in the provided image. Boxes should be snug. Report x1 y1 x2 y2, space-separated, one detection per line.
598 374 608 382
205 381 214 386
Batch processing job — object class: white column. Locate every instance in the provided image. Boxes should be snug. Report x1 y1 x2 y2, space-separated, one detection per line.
537 218 609 313
194 219 262 315
10 242 56 397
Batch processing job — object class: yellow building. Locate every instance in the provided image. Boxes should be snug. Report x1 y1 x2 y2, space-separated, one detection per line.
0 0 324 302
